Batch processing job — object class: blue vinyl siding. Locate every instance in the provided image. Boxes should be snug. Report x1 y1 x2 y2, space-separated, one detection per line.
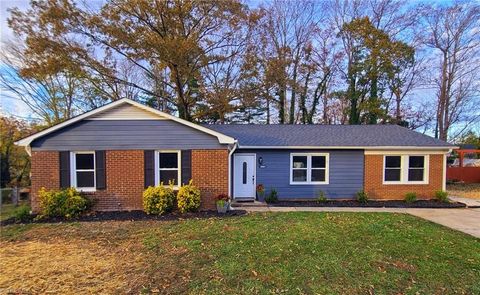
31 120 225 151
235 149 364 199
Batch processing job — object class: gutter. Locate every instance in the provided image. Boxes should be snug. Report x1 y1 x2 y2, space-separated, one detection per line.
227 140 238 198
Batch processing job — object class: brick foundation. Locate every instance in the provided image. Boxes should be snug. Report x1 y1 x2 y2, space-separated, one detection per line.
192 150 229 210
30 149 229 212
364 154 444 199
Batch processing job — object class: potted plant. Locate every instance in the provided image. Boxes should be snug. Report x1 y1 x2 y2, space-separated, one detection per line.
215 193 230 213
256 184 265 201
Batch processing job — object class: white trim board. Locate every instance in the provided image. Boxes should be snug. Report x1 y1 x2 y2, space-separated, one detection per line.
15 98 235 148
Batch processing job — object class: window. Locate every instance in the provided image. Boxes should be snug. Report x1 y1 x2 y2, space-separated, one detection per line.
408 156 425 181
155 151 181 187
384 156 401 181
71 152 95 191
290 153 329 184
383 155 428 184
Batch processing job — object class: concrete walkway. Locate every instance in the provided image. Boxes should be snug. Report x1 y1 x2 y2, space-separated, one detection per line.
241 206 480 238
449 196 480 207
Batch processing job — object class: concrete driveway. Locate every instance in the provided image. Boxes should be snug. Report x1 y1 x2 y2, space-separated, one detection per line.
406 208 480 238
242 206 480 238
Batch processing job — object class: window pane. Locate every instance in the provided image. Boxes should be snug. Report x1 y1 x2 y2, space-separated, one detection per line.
293 156 307 168
409 156 424 168
385 156 401 168
312 156 326 168
242 162 247 184
76 154 94 170
77 171 94 187
408 169 424 181
385 169 401 181
160 170 178 185
311 169 325 182
293 169 307 182
160 153 178 168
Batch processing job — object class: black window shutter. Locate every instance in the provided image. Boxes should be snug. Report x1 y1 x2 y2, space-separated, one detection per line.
59 151 70 189
95 151 106 190
144 150 155 188
181 150 192 185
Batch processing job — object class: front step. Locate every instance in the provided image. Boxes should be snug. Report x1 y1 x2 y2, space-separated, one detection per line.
231 200 268 208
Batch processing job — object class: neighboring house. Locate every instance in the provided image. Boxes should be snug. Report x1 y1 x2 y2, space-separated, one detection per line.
16 98 455 212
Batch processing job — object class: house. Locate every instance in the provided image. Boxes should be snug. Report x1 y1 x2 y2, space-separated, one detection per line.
16 98 455 211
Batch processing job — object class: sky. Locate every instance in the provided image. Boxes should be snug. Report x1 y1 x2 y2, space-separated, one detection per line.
0 0 478 137
0 0 31 118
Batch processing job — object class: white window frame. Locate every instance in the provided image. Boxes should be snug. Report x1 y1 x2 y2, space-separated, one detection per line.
70 151 96 192
290 153 329 185
383 155 429 185
155 150 181 189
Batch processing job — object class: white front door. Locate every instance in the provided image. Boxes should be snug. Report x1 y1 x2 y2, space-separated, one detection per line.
233 154 256 199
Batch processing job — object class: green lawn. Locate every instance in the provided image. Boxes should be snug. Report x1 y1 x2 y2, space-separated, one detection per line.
0 203 30 221
1 212 479 294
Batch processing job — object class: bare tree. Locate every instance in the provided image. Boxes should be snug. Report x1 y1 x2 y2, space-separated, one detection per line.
423 3 480 140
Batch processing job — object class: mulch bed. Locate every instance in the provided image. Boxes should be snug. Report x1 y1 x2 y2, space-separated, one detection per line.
0 209 247 226
270 200 467 208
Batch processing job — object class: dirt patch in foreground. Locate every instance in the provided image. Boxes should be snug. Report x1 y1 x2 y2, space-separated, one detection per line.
0 222 149 293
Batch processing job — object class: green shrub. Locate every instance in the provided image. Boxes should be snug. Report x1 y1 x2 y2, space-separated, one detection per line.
13 205 32 223
143 185 176 215
316 190 327 203
177 181 201 213
435 190 449 202
265 188 278 203
38 187 92 219
404 192 417 203
356 190 369 203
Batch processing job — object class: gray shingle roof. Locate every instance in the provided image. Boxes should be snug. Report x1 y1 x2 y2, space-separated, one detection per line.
203 124 454 148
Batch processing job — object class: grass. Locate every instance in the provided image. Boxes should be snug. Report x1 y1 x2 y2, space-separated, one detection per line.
1 212 479 294
448 183 480 199
0 203 30 221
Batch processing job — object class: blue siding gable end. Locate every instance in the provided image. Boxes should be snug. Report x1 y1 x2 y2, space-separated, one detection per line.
31 120 226 151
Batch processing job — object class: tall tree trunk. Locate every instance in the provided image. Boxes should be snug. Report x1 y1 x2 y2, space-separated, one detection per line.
395 89 401 122
369 73 378 124
438 51 448 140
300 70 311 124
347 74 359 124
322 91 329 124
172 65 191 121
289 61 299 124
278 85 286 124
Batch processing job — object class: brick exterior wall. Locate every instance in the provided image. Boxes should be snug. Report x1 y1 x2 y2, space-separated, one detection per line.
30 149 229 212
191 150 229 210
30 151 60 212
85 150 144 211
364 154 444 199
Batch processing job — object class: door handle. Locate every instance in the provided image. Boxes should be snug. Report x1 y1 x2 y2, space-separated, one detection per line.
252 175 255 184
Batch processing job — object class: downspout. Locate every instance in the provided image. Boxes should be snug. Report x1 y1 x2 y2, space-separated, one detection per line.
443 149 452 192
228 140 238 198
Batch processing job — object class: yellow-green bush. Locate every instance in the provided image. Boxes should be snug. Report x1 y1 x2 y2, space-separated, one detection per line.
143 185 176 215
38 187 92 219
177 181 201 213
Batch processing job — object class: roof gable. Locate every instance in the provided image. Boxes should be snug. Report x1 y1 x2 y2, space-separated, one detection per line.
87 103 168 120
16 99 235 149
